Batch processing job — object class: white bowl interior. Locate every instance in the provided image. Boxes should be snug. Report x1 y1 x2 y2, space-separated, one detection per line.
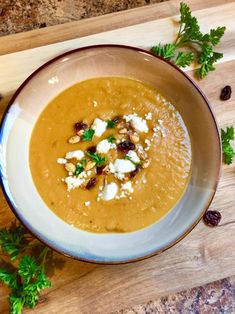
0 46 221 262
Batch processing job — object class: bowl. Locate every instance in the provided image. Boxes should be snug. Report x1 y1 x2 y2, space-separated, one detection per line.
0 45 221 263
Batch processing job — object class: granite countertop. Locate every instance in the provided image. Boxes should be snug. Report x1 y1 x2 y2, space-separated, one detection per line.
1 1 235 313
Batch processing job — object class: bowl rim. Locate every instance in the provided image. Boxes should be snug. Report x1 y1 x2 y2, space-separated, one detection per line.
0 44 222 264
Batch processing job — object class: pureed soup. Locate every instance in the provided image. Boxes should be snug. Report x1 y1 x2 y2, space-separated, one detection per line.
30 77 192 233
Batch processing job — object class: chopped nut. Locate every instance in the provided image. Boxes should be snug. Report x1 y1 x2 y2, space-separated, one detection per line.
142 159 151 168
117 121 125 129
136 144 148 160
77 129 84 137
68 135 80 144
129 133 139 143
65 163 76 173
85 161 96 171
119 128 128 134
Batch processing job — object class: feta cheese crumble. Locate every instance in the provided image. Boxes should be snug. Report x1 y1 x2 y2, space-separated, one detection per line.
121 181 134 194
57 158 67 164
65 176 85 191
96 139 116 154
145 112 152 120
113 159 136 173
101 182 118 201
126 150 140 163
65 150 84 160
91 118 107 137
123 114 148 133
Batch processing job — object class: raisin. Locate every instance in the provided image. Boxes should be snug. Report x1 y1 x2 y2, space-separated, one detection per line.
220 85 232 100
96 166 104 175
203 210 221 227
86 177 97 190
87 146 96 154
129 165 142 178
74 122 88 132
117 140 135 153
112 115 122 124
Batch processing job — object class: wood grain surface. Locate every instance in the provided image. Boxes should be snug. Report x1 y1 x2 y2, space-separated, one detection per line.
0 0 235 313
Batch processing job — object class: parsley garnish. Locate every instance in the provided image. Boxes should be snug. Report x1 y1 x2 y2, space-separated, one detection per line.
221 126 235 165
151 2 226 78
86 151 106 166
107 135 116 143
74 164 85 176
106 120 116 129
82 129 95 141
0 223 51 314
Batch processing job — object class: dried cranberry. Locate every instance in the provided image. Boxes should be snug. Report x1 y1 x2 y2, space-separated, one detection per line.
220 85 232 100
203 210 221 227
129 165 142 178
86 177 97 190
74 122 88 132
117 140 135 153
112 116 122 124
96 166 104 175
87 146 96 154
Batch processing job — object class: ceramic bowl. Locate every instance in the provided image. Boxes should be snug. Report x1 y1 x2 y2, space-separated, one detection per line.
0 45 221 263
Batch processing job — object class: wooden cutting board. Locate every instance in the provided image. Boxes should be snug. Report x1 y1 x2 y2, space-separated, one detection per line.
0 0 235 313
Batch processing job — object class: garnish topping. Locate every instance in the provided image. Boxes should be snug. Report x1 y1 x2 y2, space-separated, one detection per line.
221 126 235 165
117 140 135 153
82 129 95 141
107 135 116 143
86 151 107 166
151 2 226 78
106 119 116 129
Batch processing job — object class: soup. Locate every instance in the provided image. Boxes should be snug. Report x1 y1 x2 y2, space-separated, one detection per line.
30 77 192 233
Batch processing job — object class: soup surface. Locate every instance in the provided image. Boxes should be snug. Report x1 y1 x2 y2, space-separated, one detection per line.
30 77 191 233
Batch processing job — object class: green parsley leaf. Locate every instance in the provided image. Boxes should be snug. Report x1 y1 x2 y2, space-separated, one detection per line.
151 43 176 60
202 26 226 46
151 2 226 78
197 44 223 78
81 159 86 168
73 164 84 176
86 151 106 166
175 51 194 67
0 225 26 260
0 225 52 314
221 126 235 165
107 135 116 143
82 129 95 141
0 270 18 290
106 120 116 129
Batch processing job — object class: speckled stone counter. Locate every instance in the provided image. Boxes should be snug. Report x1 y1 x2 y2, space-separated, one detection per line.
1 1 235 313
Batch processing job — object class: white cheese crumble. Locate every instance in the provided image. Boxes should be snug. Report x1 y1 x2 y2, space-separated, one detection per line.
65 177 84 191
57 158 67 164
84 201 91 206
113 159 136 173
123 114 148 133
114 172 125 181
126 151 140 163
145 112 152 120
65 150 84 160
96 139 116 154
121 181 134 194
108 162 116 173
101 182 118 201
91 118 107 137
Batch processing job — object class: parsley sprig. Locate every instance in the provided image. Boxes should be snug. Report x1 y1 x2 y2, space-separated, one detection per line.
82 129 95 141
106 119 116 129
86 151 106 166
0 223 51 314
221 126 235 165
151 2 226 78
